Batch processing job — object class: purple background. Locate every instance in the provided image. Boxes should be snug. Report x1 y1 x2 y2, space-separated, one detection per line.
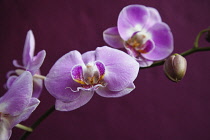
1 0 210 140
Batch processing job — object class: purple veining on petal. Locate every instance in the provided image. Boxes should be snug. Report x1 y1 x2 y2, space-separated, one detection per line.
142 22 173 60
6 76 17 89
118 5 149 40
71 65 84 84
27 50 46 75
12 60 24 68
96 83 135 98
103 27 125 48
144 7 162 30
0 71 33 116
23 30 35 67
45 50 84 102
95 61 105 77
55 90 94 111
140 39 155 53
95 46 139 91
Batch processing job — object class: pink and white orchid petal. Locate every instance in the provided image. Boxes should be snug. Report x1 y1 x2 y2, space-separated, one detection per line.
118 5 149 41
103 27 125 48
82 51 96 64
96 83 135 98
55 90 94 111
0 71 33 116
6 76 17 89
142 22 173 60
9 98 40 128
22 30 35 67
95 46 139 91
144 7 162 29
12 60 24 68
27 50 46 75
45 50 85 102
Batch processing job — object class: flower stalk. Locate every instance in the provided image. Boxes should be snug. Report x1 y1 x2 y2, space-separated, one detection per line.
15 124 33 132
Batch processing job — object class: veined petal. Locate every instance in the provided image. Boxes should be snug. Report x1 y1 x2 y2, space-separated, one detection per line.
23 30 35 67
27 50 46 75
136 56 154 67
12 60 24 68
118 5 149 41
55 91 94 111
45 50 84 102
95 46 139 91
96 83 135 98
103 27 125 48
6 76 17 89
33 77 43 98
71 65 84 84
142 22 173 60
82 51 96 64
9 98 40 128
144 7 162 29
0 71 33 116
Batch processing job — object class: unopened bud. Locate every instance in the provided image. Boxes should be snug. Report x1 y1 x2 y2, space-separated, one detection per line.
164 54 187 82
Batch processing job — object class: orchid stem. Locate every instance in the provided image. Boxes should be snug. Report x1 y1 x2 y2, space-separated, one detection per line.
142 28 210 69
15 124 33 132
19 105 55 140
33 74 46 80
142 46 210 69
194 28 210 48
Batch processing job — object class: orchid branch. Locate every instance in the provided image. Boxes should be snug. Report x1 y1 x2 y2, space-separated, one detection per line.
19 105 55 140
142 28 210 69
15 124 33 132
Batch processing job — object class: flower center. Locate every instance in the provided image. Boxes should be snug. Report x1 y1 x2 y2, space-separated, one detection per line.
125 32 154 54
0 112 9 121
71 61 105 89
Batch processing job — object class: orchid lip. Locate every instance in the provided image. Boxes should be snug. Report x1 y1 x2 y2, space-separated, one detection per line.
70 61 106 92
125 31 154 56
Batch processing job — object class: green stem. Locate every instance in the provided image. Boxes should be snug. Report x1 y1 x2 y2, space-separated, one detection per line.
15 124 33 132
19 105 55 140
194 29 210 48
141 46 210 69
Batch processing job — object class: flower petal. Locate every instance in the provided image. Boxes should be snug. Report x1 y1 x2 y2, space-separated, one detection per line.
0 71 33 116
12 60 24 68
144 7 162 29
82 51 96 64
27 50 46 75
55 91 94 111
9 98 40 128
6 76 17 89
136 56 154 67
22 30 35 67
118 5 149 41
142 22 173 60
96 83 135 98
45 50 84 102
103 27 125 48
95 46 139 91
33 77 43 98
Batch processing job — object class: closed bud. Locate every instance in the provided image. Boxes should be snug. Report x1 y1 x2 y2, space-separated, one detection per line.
164 54 187 82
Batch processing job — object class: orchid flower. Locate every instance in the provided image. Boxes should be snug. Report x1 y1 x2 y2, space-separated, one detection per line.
6 30 46 98
103 5 174 67
45 46 139 111
0 71 40 140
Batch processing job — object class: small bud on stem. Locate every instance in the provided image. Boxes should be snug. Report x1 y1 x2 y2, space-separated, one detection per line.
164 54 187 82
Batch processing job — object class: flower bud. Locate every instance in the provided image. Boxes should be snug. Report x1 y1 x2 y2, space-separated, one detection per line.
164 54 187 82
